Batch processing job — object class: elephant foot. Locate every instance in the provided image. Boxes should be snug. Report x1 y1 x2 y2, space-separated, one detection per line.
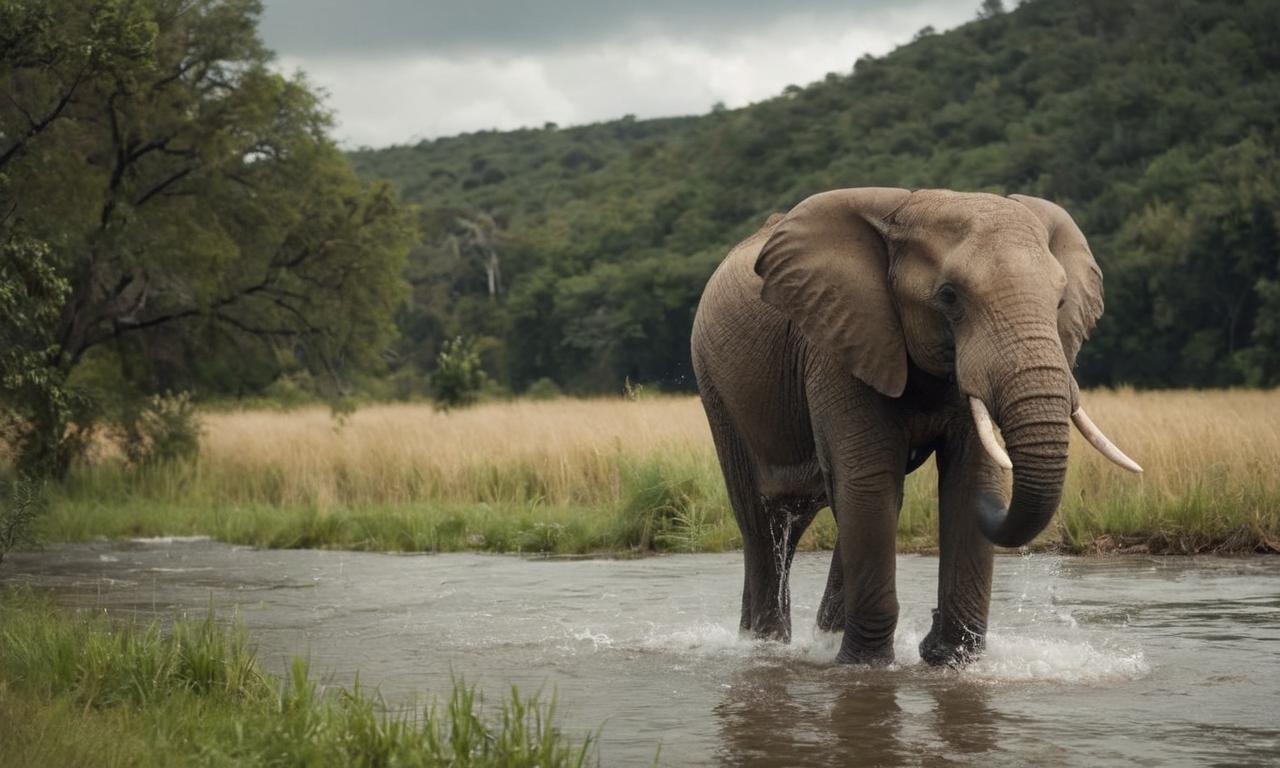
835 643 895 666
741 613 792 644
743 626 791 644
919 609 986 668
835 624 895 666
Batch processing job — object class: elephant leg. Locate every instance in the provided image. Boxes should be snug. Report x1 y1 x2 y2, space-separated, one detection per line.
808 375 908 665
920 426 1002 667
699 382 820 641
816 516 844 632
740 495 821 641
829 467 905 665
818 441 938 633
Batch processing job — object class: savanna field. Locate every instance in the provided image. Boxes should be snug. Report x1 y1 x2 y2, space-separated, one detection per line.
43 390 1280 555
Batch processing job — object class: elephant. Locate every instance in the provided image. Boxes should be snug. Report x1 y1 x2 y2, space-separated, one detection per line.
690 188 1141 666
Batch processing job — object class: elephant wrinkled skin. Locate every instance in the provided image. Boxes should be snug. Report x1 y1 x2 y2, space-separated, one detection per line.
690 188 1138 666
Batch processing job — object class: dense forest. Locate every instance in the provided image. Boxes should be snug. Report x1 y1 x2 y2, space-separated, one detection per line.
352 0 1280 394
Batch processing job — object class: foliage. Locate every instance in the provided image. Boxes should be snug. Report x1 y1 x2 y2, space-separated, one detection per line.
0 235 86 476
0 592 598 766
0 0 414 475
0 478 45 565
431 336 488 410
113 391 202 467
350 0 1280 393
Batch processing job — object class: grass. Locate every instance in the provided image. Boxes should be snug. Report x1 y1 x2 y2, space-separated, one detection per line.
31 390 1280 554
0 588 596 767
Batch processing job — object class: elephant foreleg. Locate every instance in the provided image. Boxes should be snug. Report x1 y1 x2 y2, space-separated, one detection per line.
818 443 935 634
830 468 905 665
919 425 1001 666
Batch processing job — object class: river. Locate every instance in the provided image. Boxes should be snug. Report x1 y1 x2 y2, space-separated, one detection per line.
3 540 1278 766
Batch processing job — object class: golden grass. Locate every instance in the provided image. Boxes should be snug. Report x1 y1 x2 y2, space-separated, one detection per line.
49 390 1280 553
194 397 717 507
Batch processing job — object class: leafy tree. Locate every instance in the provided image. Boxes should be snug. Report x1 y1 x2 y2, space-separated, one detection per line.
0 0 413 475
0 235 86 475
976 0 1006 20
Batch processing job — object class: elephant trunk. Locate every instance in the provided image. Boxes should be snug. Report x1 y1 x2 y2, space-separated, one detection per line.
976 347 1073 549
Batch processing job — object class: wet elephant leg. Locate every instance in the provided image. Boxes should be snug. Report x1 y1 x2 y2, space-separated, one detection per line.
920 426 1001 666
699 382 820 641
741 496 822 641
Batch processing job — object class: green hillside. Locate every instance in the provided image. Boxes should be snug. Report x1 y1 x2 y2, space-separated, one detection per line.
351 0 1280 394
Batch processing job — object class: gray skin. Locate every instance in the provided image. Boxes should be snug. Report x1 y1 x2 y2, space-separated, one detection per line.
690 188 1103 666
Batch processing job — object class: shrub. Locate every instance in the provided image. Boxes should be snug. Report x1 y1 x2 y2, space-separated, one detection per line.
0 479 46 565
115 392 203 467
524 377 563 400
431 337 488 410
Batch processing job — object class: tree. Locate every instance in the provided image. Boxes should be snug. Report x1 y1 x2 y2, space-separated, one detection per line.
976 0 1006 19
0 0 414 476
449 210 503 300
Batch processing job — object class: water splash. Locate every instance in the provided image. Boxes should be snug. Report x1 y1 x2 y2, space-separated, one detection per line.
895 623 1149 684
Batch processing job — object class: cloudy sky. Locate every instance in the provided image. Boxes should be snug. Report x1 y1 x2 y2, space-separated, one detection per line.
259 1 978 148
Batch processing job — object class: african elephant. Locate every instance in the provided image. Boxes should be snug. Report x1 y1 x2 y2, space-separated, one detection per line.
690 188 1140 666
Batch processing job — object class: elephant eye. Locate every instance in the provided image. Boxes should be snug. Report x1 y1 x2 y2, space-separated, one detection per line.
1058 297 1066 310
935 284 959 307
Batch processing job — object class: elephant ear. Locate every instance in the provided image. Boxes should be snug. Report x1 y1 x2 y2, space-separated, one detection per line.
754 187 912 398
1010 194 1104 368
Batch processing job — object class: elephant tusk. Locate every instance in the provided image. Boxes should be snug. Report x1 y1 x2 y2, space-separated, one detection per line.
969 397 1013 471
1072 407 1144 473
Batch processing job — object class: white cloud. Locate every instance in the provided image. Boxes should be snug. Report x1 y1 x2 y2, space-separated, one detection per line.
273 3 975 147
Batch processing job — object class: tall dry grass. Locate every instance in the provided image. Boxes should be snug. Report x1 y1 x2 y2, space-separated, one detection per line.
51 390 1280 553
190 397 717 508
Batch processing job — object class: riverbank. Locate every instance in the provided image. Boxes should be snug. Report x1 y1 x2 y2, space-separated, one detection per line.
0 590 594 767
33 391 1280 555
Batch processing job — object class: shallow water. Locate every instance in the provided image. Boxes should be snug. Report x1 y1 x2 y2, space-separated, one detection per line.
4 540 1279 766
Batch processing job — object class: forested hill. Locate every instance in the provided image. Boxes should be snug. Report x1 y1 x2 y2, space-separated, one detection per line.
350 0 1280 395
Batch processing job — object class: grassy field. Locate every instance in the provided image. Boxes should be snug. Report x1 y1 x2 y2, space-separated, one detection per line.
38 390 1280 555
0 589 595 767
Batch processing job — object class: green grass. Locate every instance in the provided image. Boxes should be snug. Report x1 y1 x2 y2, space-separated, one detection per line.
0 589 596 767
32 451 1280 556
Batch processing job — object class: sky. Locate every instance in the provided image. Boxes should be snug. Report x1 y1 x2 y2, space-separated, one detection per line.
258 1 979 148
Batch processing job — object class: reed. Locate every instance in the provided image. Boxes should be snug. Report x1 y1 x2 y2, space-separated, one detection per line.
41 390 1280 554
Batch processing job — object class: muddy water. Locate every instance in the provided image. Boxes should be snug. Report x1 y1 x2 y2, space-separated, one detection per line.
4 540 1278 766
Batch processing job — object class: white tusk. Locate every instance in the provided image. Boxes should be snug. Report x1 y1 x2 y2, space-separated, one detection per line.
969 397 1013 470
1072 407 1143 473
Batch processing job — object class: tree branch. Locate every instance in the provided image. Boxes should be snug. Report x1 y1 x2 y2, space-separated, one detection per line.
0 61 89 171
133 166 195 208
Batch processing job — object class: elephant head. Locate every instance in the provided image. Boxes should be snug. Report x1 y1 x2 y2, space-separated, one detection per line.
754 188 1139 548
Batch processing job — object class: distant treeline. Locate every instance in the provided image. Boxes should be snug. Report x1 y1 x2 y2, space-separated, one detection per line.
352 0 1280 394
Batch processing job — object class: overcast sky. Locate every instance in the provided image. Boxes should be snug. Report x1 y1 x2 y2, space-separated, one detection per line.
259 1 978 148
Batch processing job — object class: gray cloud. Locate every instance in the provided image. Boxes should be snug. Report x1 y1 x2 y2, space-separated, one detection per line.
261 0 961 56
259 1 976 147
